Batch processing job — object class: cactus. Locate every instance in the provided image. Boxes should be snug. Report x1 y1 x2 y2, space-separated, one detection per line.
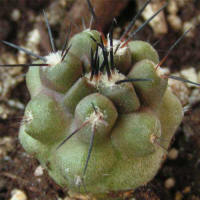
19 29 181 197
2 1 199 199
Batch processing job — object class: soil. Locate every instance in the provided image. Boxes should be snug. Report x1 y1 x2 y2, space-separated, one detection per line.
0 0 200 200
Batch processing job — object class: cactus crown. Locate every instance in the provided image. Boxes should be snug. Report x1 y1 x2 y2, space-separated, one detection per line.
1 0 200 198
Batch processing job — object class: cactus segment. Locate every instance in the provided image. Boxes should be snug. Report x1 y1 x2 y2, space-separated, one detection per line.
19 125 51 165
113 45 132 74
68 30 101 66
111 111 161 157
24 93 71 144
26 64 45 97
107 39 132 74
128 59 168 107
104 146 164 192
98 72 140 113
128 40 159 64
51 138 117 193
42 53 82 93
155 89 183 148
63 77 97 114
74 93 118 144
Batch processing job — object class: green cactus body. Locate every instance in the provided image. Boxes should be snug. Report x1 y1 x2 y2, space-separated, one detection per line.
19 27 183 198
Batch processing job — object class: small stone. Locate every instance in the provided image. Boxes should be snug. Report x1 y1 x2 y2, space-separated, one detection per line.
180 68 198 87
34 165 44 176
0 137 14 158
60 0 67 7
0 178 7 191
175 191 183 200
182 186 191 194
0 104 13 119
189 89 200 104
167 14 182 31
11 9 21 21
167 0 178 14
168 148 179 160
168 76 189 106
177 0 191 8
10 189 27 200
7 99 25 110
0 54 24 99
182 22 195 38
150 8 167 35
17 51 27 64
198 70 200 83
27 29 41 48
164 177 176 189
68 191 95 200
139 1 168 35
0 148 4 158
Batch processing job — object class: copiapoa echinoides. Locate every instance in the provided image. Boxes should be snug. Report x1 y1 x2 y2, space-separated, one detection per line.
0 0 200 199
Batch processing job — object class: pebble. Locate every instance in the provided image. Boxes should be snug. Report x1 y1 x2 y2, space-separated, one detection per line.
7 99 25 110
167 0 178 15
189 88 200 104
167 14 182 31
10 189 27 200
17 51 27 64
168 77 189 106
164 177 176 189
198 70 200 83
182 186 191 194
0 104 13 119
0 137 14 158
143 2 168 35
183 21 195 38
34 165 44 176
175 191 183 200
27 29 41 50
0 56 24 99
59 0 68 7
11 9 21 21
177 0 192 8
180 68 198 87
168 148 179 160
68 191 95 200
